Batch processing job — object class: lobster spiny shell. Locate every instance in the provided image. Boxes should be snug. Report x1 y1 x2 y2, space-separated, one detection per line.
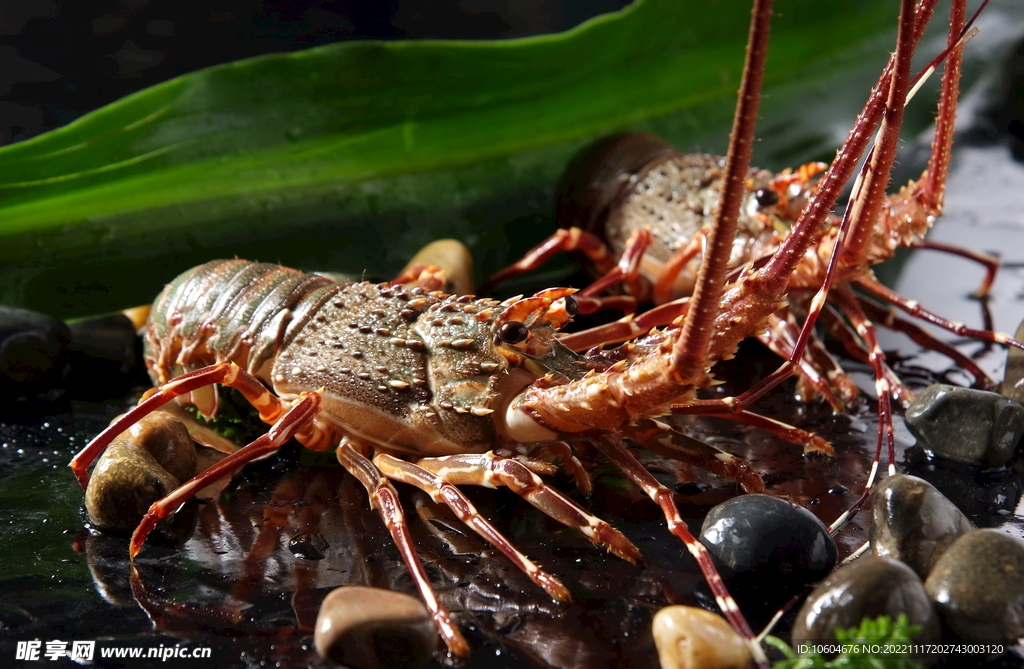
145 261 569 458
274 281 518 455
145 260 336 384
558 134 807 297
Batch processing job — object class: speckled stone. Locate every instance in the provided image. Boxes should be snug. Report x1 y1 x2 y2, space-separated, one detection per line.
924 529 1024 642
85 439 181 532
870 474 974 578
792 556 940 648
85 412 197 531
904 384 1024 467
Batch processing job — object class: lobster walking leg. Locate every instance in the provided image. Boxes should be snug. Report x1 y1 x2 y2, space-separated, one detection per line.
558 298 692 350
911 239 999 298
832 285 897 481
336 438 470 658
622 421 767 494
70 361 336 488
764 311 858 411
819 306 915 404
372 452 573 602
703 410 834 457
592 435 769 667
479 227 619 295
128 390 324 558
853 294 996 390
527 441 593 495
576 228 655 299
413 452 642 564
856 275 1024 350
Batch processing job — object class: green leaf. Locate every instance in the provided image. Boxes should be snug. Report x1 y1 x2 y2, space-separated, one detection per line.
0 0 911 317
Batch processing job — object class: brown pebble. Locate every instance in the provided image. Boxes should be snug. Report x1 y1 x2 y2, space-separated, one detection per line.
652 606 750 669
85 442 179 531
314 586 437 669
128 410 197 482
84 411 198 531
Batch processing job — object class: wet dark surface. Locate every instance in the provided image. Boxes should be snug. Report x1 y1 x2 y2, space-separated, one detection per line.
1 316 1022 668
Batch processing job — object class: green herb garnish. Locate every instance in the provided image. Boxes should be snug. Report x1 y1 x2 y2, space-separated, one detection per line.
766 614 923 669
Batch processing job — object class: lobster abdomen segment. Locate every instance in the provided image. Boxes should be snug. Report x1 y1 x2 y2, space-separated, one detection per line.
144 260 337 386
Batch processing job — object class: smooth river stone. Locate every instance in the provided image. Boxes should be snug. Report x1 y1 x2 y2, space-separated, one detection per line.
924 529 1024 643
870 474 974 578
791 556 940 648
904 384 1024 467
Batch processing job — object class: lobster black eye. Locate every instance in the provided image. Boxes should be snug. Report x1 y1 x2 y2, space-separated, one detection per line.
755 188 779 207
497 321 529 344
563 295 578 317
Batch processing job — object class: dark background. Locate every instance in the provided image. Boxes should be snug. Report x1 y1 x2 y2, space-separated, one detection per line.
0 0 631 147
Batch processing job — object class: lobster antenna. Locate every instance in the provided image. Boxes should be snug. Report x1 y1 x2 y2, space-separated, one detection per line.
672 0 773 382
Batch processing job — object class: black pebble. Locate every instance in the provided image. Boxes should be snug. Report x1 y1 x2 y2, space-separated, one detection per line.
0 305 70 402
66 313 147 398
791 556 940 652
870 474 974 578
905 384 1024 467
925 529 1024 643
699 494 837 605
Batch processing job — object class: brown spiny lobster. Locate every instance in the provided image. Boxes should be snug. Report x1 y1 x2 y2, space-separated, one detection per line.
483 0 1022 515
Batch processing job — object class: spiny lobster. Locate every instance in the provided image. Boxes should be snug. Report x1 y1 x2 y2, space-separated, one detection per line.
483 0 1022 518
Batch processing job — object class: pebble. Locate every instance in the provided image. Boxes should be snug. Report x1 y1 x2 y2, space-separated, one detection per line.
126 411 197 483
652 606 750 669
870 474 974 578
85 439 181 532
904 384 1024 467
66 313 145 396
314 586 437 669
791 556 940 648
397 239 475 295
0 305 69 395
85 412 197 531
924 529 1024 643
699 495 837 600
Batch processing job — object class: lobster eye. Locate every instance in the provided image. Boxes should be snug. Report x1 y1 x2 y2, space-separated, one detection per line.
563 295 578 317
497 321 529 345
755 188 779 207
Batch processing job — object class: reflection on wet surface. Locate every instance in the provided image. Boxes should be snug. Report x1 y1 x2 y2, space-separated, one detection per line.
1 317 1021 668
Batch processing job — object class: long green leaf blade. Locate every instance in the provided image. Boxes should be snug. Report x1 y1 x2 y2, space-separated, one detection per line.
0 0 898 316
